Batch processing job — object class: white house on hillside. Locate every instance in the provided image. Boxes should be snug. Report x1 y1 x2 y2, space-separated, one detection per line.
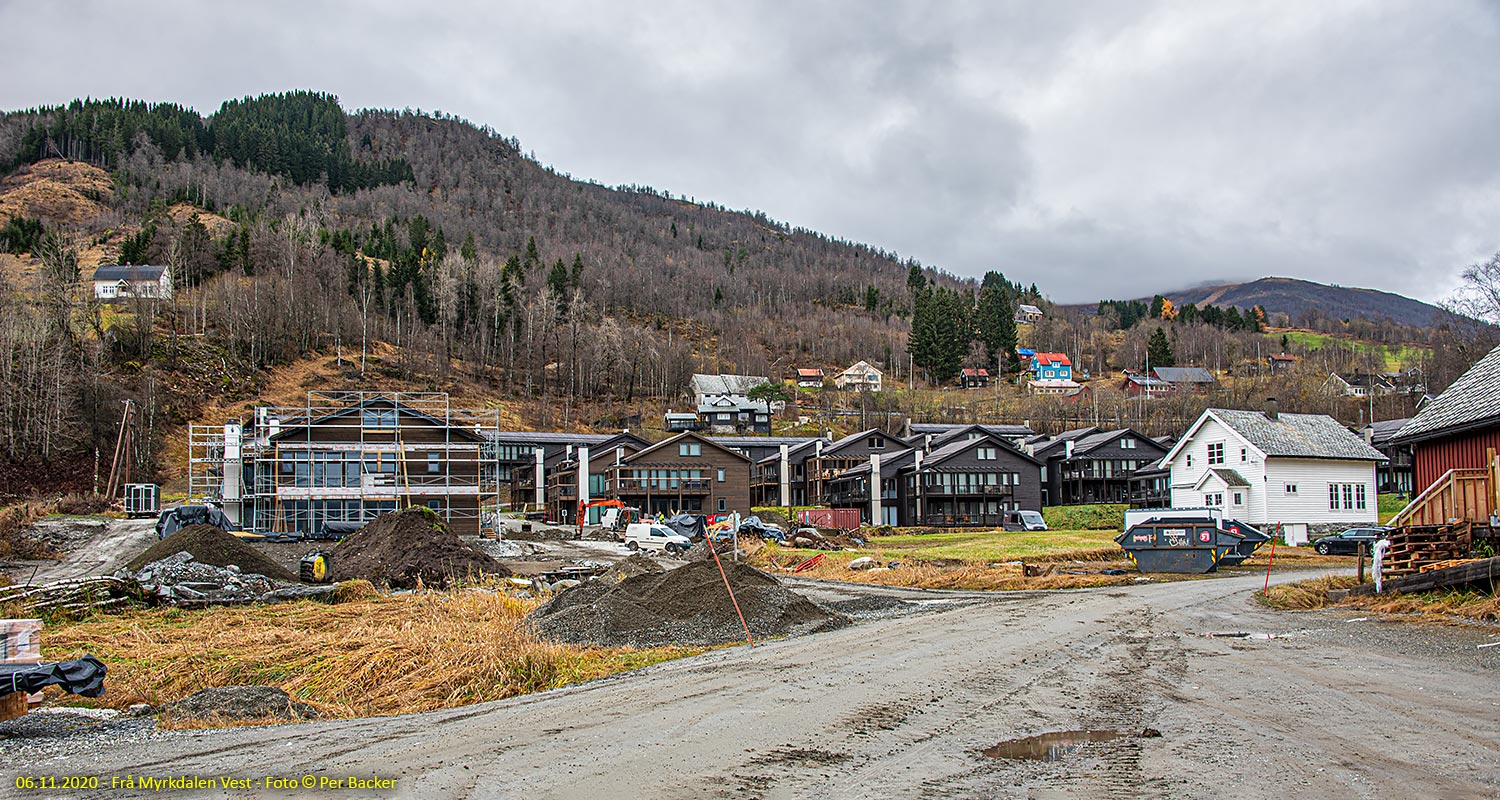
1162 403 1384 544
834 361 883 392
92 264 173 301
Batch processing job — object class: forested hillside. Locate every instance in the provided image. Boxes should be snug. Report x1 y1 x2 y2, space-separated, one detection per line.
0 92 947 490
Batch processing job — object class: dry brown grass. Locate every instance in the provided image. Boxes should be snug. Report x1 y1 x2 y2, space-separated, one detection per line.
759 547 1136 591
1260 576 1500 622
40 585 702 722
0 159 113 224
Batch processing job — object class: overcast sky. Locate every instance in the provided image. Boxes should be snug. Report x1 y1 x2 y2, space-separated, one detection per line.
2 0 1498 304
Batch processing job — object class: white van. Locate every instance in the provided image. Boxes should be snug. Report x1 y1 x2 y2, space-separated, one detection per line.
623 522 692 556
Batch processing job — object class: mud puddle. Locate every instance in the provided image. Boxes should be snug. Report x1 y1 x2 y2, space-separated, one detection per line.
983 728 1160 762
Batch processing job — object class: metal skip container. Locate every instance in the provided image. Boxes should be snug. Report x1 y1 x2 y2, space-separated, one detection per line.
1114 517 1251 573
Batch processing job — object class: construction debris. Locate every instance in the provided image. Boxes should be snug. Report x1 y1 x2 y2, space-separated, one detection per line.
0 577 142 615
1383 523 1473 577
530 561 848 648
163 686 320 723
329 508 510 589
127 525 296 582
130 553 337 606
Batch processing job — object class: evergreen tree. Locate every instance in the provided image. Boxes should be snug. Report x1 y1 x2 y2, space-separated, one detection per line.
1148 327 1175 367
909 287 968 383
570 253 584 287
548 258 569 316
460 231 477 263
907 264 926 294
1149 295 1166 319
524 236 541 271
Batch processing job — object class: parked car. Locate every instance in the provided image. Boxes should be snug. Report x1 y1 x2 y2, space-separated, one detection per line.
1002 510 1048 532
1312 527 1389 555
623 522 692 556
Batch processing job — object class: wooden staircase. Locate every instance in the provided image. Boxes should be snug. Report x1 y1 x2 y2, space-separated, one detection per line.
1389 453 1500 527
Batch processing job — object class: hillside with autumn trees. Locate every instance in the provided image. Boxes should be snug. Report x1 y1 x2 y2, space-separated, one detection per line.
0 91 1492 493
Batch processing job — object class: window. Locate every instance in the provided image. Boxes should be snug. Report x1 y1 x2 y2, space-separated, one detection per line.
1233 492 1243 505
718 498 727 512
717 468 726 483
1207 442 1224 465
679 442 702 457
1205 493 1223 506
1328 483 1366 510
868 437 885 449
427 453 440 474
1120 438 1136 449
1186 454 1193 468
362 408 396 429
1240 448 1248 462
427 499 443 513
1285 484 1298 495
977 447 997 460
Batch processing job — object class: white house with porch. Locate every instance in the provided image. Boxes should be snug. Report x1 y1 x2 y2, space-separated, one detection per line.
1162 404 1384 544
92 264 173 301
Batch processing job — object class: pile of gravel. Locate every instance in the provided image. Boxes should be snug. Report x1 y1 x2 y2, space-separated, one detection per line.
127 524 297 582
596 553 665 583
530 560 848 648
329 508 510 589
164 686 320 723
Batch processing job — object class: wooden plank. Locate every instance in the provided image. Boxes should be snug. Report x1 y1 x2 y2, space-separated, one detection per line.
1350 556 1500 597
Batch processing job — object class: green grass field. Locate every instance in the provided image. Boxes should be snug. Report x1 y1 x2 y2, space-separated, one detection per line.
1377 493 1409 524
1278 331 1429 372
861 529 1121 561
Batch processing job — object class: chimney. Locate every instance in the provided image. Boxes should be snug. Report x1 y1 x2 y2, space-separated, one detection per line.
1264 398 1279 421
1363 424 1374 445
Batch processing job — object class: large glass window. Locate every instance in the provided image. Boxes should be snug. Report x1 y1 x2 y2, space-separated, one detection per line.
1208 442 1224 465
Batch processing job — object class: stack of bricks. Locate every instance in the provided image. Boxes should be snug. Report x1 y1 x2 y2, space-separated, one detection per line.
1 618 43 721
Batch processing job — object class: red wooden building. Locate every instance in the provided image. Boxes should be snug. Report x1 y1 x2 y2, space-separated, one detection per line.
1390 344 1500 524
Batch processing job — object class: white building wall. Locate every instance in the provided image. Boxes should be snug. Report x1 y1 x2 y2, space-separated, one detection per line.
1262 458 1378 527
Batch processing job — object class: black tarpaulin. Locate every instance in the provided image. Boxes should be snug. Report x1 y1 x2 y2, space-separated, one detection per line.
0 655 107 697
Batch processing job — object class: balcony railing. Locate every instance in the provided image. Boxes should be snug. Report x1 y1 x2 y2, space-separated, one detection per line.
612 478 712 493
922 484 1012 497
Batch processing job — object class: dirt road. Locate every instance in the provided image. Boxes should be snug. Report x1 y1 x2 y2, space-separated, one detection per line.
2 517 156 584
7 571 1498 799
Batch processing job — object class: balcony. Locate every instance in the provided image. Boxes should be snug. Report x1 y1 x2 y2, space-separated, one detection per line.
612 478 712 494
922 484 1012 497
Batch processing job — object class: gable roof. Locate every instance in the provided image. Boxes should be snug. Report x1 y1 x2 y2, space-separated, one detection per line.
839 360 883 377
1195 468 1251 489
911 422 1034 439
1067 428 1168 458
960 368 991 378
93 264 167 282
755 437 831 464
1166 408 1385 463
1034 352 1071 367
795 368 824 378
1363 418 1410 448
1391 343 1500 445
1152 366 1215 384
824 428 908 456
921 432 1042 467
622 430 751 463
691 374 768 397
269 397 488 443
1026 426 1100 456
1017 304 1043 315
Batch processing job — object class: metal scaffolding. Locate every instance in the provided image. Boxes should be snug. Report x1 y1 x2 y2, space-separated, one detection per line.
188 392 502 536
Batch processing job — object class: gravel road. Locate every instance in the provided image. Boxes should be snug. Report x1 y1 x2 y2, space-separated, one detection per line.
4 570 1497 799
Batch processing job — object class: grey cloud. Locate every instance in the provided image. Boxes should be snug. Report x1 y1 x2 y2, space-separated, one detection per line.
3 0 1499 303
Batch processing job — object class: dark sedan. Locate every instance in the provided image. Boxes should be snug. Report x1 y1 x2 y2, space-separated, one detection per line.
1312 527 1389 555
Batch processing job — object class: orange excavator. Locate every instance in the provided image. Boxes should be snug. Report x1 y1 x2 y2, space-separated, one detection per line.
577 498 638 538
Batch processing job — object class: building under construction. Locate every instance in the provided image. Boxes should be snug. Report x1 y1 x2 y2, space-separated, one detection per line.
188 392 502 537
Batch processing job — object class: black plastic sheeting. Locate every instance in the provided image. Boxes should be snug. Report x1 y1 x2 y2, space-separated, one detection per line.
737 516 786 543
661 514 707 540
0 655 107 698
156 505 240 539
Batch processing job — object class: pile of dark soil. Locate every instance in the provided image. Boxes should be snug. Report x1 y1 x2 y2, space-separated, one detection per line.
530 560 848 648
127 525 296 582
328 508 510 589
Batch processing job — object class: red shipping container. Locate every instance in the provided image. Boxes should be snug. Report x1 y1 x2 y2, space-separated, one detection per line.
797 508 862 531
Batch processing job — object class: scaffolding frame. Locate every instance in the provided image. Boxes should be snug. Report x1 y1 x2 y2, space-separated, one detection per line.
189 392 502 536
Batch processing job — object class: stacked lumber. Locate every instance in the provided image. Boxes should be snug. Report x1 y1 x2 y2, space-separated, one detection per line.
1383 523 1472 578
1341 556 1500 598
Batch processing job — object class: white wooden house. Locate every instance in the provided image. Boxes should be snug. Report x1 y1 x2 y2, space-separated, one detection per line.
92 264 173 301
1161 404 1384 544
834 361 883 392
